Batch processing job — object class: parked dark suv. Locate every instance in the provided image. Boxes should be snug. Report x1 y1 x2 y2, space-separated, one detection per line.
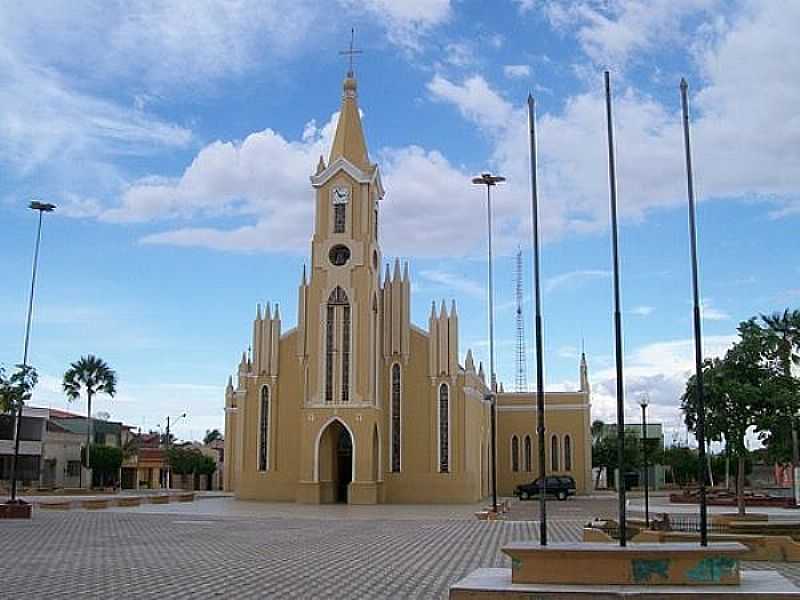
514 475 576 501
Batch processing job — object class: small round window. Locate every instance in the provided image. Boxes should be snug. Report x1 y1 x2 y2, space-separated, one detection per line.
329 244 351 266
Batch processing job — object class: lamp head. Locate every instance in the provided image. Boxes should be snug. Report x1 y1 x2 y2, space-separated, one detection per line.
29 200 56 212
471 173 506 186
639 392 650 409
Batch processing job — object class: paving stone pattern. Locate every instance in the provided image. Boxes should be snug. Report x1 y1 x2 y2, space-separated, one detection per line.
1 505 799 599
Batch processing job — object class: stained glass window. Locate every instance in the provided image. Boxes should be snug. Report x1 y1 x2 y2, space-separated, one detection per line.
439 384 449 473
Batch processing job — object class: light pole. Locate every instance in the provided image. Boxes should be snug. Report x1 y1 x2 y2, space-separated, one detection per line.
472 172 505 514
639 392 650 528
680 78 708 546
9 200 56 503
164 413 186 489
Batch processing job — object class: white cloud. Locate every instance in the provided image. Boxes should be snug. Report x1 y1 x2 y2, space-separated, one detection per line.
589 334 737 426
418 270 485 298
340 0 451 50
544 269 610 293
631 305 654 316
427 74 513 131
0 49 191 174
127 116 339 251
504 65 531 79
540 0 720 68
426 1 800 251
0 2 325 90
700 298 731 321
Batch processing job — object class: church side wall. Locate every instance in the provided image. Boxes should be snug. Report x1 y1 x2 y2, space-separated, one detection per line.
381 330 483 504
236 331 302 501
496 392 591 496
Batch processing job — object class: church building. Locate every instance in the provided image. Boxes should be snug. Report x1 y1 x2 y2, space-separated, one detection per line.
223 69 592 504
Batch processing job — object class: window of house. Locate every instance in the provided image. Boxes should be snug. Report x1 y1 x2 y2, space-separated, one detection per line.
564 435 572 472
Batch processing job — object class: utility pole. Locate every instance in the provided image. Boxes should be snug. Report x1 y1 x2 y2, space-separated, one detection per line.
9 201 56 503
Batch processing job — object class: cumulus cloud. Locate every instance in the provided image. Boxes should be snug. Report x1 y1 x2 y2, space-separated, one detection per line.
540 0 721 68
589 334 737 427
418 269 485 298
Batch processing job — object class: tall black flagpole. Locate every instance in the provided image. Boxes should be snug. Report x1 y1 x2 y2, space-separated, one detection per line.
604 70 627 547
527 94 547 546
680 78 708 546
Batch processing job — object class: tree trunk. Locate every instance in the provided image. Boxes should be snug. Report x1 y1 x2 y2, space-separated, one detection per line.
86 391 93 477
737 455 746 516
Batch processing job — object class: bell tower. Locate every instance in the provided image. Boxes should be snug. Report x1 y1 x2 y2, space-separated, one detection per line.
299 66 385 408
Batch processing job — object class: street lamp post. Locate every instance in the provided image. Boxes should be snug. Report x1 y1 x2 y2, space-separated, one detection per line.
164 413 186 489
639 392 650 528
472 173 505 514
9 201 56 504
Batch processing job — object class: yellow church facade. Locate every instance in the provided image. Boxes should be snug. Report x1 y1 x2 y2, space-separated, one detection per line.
223 71 592 504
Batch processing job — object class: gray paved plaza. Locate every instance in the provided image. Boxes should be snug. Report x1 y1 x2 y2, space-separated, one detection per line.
2 497 799 599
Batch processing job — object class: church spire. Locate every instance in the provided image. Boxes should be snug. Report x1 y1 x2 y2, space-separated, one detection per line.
329 32 369 171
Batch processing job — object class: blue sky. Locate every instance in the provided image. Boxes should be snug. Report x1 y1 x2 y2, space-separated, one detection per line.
1 1 798 442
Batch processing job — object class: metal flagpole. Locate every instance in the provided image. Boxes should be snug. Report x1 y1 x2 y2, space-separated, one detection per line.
680 78 708 546
604 70 627 547
527 94 547 546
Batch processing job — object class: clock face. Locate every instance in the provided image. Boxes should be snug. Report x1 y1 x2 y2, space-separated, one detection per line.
331 186 350 204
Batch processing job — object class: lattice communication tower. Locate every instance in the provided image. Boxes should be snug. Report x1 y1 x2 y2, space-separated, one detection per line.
514 248 528 392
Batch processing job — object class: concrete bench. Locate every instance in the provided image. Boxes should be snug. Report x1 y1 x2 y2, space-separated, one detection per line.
176 492 195 502
114 497 141 507
502 542 747 586
148 495 170 504
634 529 800 562
38 501 73 510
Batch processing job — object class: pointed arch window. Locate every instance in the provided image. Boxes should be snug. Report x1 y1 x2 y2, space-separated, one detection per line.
564 435 572 472
551 435 560 472
524 435 532 472
259 386 269 471
325 287 350 403
438 383 449 473
391 364 401 472
511 435 520 472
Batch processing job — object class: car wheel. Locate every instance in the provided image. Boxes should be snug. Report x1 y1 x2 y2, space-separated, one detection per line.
520 491 530 501
556 491 567 501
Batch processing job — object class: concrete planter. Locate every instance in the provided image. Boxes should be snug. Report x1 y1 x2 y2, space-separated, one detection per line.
149 495 170 504
0 501 33 519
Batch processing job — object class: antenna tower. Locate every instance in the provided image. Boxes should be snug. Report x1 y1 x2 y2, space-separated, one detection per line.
514 248 528 392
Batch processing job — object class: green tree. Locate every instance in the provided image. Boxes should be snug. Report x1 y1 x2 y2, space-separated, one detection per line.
591 430 640 489
661 446 699 487
682 319 791 515
63 355 118 484
89 444 123 487
0 364 38 414
203 428 223 445
759 309 800 477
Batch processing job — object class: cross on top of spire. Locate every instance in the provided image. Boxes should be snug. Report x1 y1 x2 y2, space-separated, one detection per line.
339 28 363 77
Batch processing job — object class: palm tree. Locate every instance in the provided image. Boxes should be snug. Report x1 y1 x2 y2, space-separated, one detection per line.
63 355 117 487
760 309 800 503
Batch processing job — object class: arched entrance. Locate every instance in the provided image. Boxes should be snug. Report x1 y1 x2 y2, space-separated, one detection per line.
316 419 354 503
